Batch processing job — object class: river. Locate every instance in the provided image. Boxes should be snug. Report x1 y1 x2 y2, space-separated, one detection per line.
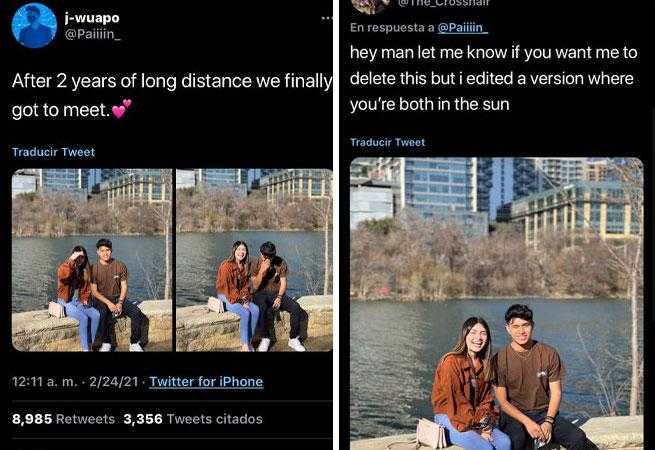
350 298 639 440
176 231 328 306
12 235 165 312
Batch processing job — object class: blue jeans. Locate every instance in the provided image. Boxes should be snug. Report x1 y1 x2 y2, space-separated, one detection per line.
435 414 511 450
57 298 100 351
219 295 260 345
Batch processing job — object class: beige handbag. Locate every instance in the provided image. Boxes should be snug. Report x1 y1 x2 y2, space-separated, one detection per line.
48 301 66 319
207 296 225 313
387 418 447 449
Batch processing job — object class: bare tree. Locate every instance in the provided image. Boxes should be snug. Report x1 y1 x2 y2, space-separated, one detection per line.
535 158 643 415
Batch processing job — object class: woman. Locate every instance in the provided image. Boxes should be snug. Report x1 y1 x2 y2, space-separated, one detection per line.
56 245 100 352
431 317 511 450
215 241 260 352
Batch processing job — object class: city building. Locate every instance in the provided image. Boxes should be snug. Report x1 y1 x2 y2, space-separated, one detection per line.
195 169 247 196
350 180 395 230
489 158 513 221
176 169 195 189
95 169 170 206
260 169 332 203
249 169 278 191
36 169 90 194
513 157 586 200
585 159 610 181
12 173 37 198
501 180 639 245
398 157 490 235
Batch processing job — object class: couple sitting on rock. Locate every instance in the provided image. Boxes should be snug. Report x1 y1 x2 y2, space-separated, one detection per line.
56 238 145 352
431 305 597 450
215 240 306 352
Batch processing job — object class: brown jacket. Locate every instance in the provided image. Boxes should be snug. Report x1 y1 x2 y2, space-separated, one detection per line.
431 354 495 431
56 260 91 303
215 260 251 304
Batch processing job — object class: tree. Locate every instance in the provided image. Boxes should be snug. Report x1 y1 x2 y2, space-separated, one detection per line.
535 158 643 415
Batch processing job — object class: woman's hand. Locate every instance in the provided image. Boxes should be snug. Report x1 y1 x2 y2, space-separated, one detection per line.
68 251 84 262
242 299 250 309
540 422 553 443
525 420 546 441
480 429 493 442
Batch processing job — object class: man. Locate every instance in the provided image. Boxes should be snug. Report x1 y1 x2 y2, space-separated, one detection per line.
91 238 145 352
250 241 306 352
18 5 54 48
493 304 596 450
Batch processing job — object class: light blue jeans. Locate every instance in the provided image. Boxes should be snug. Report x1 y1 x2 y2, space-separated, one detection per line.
57 298 100 351
435 414 511 450
218 294 260 345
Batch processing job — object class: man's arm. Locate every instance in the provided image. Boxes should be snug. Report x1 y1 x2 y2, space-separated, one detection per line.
277 276 287 298
494 386 545 441
115 280 128 313
540 381 562 443
272 276 287 310
119 280 128 303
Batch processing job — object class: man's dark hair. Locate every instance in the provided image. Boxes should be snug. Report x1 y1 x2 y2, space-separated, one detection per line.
260 241 276 257
26 5 40 14
96 238 113 249
505 304 533 324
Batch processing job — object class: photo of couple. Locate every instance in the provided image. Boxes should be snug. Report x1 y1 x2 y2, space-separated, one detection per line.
175 168 333 352
11 168 173 352
431 305 594 450
56 239 145 352
12 167 333 353
350 157 643 450
216 240 307 352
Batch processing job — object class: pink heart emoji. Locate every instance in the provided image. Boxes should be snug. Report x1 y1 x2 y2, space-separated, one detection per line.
122 99 132 108
112 105 126 119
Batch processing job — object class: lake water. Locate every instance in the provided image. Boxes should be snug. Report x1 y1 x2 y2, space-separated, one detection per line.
12 235 165 312
350 298 639 440
176 231 329 306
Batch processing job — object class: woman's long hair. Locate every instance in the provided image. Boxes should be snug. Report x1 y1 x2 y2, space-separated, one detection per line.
440 317 493 381
71 245 90 282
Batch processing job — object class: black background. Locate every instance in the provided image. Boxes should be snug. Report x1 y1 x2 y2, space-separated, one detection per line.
3 0 332 448
341 0 651 448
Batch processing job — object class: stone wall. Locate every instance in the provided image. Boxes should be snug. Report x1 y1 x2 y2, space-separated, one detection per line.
12 300 172 352
176 295 333 351
350 415 643 450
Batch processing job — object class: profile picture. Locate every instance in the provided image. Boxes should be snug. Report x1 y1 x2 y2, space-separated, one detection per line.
12 3 57 49
352 0 390 15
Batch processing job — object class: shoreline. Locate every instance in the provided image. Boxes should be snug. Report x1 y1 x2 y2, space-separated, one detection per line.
12 232 165 238
13 229 332 238
351 294 628 302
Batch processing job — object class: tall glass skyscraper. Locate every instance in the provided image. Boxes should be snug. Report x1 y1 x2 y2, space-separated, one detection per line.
37 169 90 193
400 157 487 213
195 169 247 187
399 157 490 234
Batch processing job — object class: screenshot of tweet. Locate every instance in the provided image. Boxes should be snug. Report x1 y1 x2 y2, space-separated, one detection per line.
5 1 332 448
343 1 648 450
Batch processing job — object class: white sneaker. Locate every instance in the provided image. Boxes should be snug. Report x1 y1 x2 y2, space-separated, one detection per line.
288 337 306 352
99 343 112 352
257 338 271 352
129 343 144 352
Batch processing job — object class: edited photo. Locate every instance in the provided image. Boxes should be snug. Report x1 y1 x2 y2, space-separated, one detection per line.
175 168 333 352
350 157 643 450
11 169 173 352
